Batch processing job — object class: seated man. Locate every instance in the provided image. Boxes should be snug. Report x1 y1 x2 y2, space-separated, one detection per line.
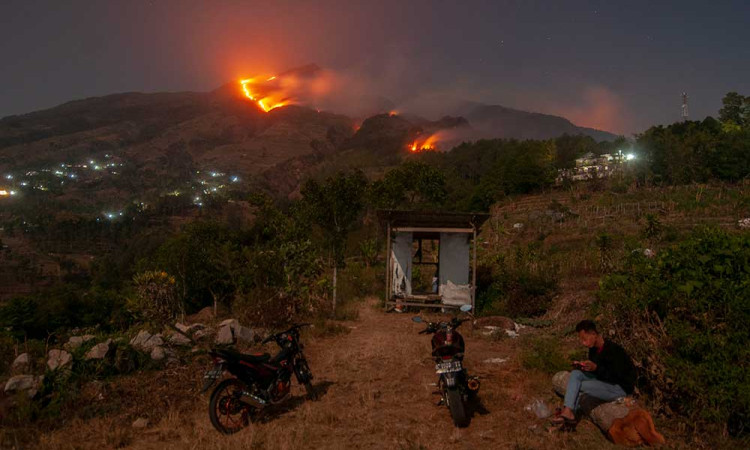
556 319 636 424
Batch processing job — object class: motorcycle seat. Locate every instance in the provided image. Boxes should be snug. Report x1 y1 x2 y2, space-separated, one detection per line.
215 348 271 364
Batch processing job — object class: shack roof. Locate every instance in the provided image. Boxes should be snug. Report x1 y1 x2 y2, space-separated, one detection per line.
377 210 490 231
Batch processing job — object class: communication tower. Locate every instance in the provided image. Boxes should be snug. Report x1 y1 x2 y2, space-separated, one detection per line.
681 92 689 121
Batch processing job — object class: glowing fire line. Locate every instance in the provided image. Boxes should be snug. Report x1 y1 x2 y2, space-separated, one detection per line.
239 76 289 112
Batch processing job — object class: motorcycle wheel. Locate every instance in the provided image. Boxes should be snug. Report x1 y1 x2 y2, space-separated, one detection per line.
445 388 469 427
209 378 253 435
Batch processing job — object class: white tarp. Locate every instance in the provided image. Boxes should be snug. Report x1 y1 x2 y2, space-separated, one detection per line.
438 233 471 305
391 232 412 296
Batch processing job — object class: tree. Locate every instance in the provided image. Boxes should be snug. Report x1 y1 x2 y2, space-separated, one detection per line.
718 92 747 126
301 171 368 312
369 161 447 209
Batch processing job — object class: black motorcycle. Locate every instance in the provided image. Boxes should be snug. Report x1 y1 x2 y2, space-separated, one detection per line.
201 323 316 434
412 305 480 427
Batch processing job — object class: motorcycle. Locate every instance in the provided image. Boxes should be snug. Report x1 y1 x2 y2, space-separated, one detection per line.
412 304 480 427
201 323 316 434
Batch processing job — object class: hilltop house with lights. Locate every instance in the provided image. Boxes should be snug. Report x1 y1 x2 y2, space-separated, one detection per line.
556 151 634 184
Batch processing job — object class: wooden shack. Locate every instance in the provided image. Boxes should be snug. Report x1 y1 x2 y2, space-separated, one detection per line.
378 210 490 310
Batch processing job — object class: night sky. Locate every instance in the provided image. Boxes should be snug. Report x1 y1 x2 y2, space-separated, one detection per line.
1 0 748 135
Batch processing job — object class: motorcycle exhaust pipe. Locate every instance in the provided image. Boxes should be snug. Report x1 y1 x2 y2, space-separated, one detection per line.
467 377 481 392
241 392 268 409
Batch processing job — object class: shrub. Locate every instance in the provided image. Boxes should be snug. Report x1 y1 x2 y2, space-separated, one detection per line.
599 227 750 435
477 244 559 317
520 336 569 374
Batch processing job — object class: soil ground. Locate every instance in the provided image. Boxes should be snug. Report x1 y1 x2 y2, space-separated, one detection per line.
24 297 697 450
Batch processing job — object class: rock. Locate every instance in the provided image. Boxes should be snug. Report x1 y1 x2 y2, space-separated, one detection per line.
150 346 166 361
483 357 508 364
130 331 164 352
47 349 73 371
739 218 750 229
513 223 524 230
65 334 95 350
168 332 192 346
552 371 630 431
475 316 516 331
193 329 212 341
215 319 253 345
132 417 149 428
175 322 205 334
130 330 152 348
4 375 43 397
11 353 31 373
215 325 234 345
85 339 112 360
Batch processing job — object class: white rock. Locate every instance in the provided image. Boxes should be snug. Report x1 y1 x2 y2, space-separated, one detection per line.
132 417 149 428
505 330 519 338
513 223 524 229
175 322 205 334
85 339 112 360
130 331 163 352
483 357 508 364
151 346 166 361
168 332 192 346
47 349 73 371
193 329 211 340
12 353 30 371
4 374 43 397
739 218 750 229
215 319 253 345
65 334 95 350
215 325 234 345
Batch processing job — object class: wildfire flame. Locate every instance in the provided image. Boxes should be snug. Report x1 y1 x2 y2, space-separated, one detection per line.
409 134 438 152
239 76 291 112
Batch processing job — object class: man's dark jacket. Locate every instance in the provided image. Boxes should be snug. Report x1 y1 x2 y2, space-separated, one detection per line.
589 340 637 395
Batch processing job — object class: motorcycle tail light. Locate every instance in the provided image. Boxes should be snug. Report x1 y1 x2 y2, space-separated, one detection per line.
441 356 453 361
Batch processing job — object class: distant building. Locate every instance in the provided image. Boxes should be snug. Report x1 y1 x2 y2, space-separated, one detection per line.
557 152 627 184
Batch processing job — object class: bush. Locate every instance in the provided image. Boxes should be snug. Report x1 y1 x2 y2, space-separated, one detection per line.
599 227 750 435
520 336 569 374
477 244 559 317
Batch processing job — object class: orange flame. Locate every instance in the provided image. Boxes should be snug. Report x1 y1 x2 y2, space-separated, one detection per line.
409 134 438 152
239 76 290 112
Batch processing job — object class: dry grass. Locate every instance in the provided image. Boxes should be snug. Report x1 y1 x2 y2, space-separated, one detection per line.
8 297 713 450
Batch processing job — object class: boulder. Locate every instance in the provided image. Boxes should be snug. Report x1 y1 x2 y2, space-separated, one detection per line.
130 331 163 352
552 371 630 431
132 417 149 428
476 316 516 331
11 353 31 373
65 334 95 351
215 325 234 345
150 346 166 361
175 322 205 334
47 349 73 371
193 329 212 341
215 319 254 345
168 332 192 346
4 375 44 397
85 339 112 360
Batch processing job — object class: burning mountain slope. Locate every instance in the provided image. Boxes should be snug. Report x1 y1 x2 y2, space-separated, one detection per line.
0 86 354 179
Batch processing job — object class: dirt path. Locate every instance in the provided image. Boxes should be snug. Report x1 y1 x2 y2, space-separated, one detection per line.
35 299 618 450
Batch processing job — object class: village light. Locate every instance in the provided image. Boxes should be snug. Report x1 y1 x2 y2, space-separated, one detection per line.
626 153 636 161
5 174 12 180
230 175 240 183
10 190 17 196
